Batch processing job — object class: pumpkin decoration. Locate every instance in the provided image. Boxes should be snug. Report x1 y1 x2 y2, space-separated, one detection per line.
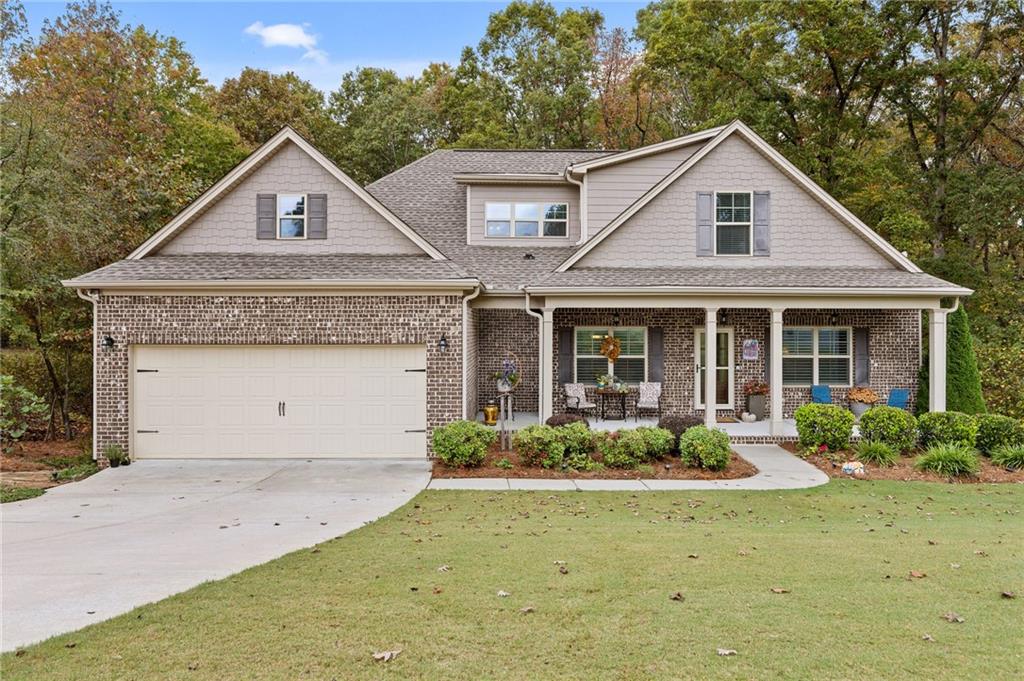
600 335 621 362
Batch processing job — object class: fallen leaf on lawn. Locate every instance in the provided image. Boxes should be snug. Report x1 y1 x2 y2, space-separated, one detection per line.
909 570 927 579
922 634 934 642
497 590 510 597
688 554 699 559
670 592 685 601
558 566 569 575
737 550 748 556
373 650 402 662
437 565 450 572
974 550 988 556
950 563 961 569
941 612 965 623
553 560 566 565
409 587 418 592
716 648 737 656
1001 591 1016 599
770 587 789 594
14 650 25 657
187 662 199 671
432 587 443 594
520 606 535 614
65 642 76 649
928 539 937 545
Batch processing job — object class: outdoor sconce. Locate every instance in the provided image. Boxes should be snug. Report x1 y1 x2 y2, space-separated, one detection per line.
101 335 116 350
612 313 621 326
829 313 839 325
438 334 449 352
719 310 728 324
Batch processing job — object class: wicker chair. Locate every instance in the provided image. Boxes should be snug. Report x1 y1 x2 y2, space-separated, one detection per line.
563 383 596 416
635 382 662 420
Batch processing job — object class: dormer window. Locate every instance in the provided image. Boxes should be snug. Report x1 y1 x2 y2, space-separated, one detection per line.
278 194 306 239
714 192 751 255
485 202 568 238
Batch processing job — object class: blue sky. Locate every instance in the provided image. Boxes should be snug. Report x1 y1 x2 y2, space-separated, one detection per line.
23 1 647 91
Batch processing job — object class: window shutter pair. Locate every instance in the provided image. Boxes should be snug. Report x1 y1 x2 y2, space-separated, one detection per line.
558 328 665 384
695 191 770 256
255 194 328 239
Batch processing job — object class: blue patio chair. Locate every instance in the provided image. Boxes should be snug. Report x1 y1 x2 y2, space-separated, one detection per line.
886 388 909 409
810 385 832 404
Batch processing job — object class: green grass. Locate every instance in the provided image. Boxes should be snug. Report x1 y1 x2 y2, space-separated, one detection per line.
0 487 45 503
4 482 1022 680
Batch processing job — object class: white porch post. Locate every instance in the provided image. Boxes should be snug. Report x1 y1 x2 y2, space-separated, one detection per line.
928 309 948 412
540 307 555 420
704 307 718 429
770 308 785 435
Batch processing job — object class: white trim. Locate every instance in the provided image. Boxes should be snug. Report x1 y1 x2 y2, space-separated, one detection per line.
462 284 483 419
713 190 753 256
557 120 922 273
484 201 569 239
694 326 734 410
465 185 472 245
128 126 446 260
454 173 569 185
781 326 853 388
75 288 100 461
276 193 307 240
524 285 972 297
572 326 648 385
566 127 725 173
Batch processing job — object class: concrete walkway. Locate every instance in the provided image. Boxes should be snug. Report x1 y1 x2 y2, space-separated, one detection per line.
428 444 828 491
1 459 431 652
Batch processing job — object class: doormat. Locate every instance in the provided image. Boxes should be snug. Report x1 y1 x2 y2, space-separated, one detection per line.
716 416 739 423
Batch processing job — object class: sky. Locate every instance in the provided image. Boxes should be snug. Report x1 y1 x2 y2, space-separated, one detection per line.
22 1 648 92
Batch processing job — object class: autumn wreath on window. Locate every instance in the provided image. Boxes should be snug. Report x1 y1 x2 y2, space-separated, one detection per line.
599 335 621 363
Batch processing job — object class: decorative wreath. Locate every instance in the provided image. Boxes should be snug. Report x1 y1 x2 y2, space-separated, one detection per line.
600 335 621 362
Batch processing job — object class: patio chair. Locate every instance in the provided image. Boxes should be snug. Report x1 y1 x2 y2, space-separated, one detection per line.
886 388 909 410
635 382 662 421
563 383 596 416
811 385 832 404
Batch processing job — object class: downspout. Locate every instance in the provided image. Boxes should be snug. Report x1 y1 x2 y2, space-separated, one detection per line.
564 166 586 245
523 290 545 419
75 288 100 461
462 283 483 419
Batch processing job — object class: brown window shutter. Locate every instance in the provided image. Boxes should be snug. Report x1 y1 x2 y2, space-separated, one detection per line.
648 327 664 382
558 328 574 385
854 327 870 386
307 193 327 239
257 194 276 239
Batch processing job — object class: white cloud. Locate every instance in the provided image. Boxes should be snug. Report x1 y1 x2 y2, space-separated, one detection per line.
270 58 434 93
244 21 327 65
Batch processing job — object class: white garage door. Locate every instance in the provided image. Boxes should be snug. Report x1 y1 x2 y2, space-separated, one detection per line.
131 345 427 459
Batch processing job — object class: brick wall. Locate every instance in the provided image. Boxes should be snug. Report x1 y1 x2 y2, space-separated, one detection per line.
93 294 462 459
475 308 539 412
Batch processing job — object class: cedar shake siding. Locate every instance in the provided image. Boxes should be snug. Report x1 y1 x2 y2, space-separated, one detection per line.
551 308 918 419
93 294 462 458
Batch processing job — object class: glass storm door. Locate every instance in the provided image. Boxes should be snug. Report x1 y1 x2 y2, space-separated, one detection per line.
695 328 733 409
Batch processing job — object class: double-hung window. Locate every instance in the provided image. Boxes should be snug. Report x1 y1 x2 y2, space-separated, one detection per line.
574 327 646 384
715 192 752 255
278 194 306 239
485 202 568 238
782 327 852 386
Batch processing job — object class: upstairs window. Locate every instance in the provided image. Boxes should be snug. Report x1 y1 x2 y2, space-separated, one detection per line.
715 192 751 255
278 194 306 239
485 202 568 238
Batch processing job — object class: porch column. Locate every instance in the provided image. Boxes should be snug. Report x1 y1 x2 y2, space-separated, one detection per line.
540 307 555 421
928 308 948 412
770 308 785 436
704 307 718 429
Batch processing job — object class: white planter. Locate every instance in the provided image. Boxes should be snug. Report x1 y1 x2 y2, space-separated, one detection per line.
496 379 512 393
850 401 871 420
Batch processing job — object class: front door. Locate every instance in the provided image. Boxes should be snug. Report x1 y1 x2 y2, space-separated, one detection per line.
694 328 734 410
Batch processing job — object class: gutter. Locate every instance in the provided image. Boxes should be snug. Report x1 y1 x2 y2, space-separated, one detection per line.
563 167 586 244
75 288 100 461
523 285 974 297
61 278 482 292
462 284 483 419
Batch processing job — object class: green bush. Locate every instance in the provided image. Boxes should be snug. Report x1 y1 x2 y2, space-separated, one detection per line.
1 374 49 445
432 420 496 467
596 430 649 468
915 443 980 477
858 406 917 452
657 415 703 451
991 444 1024 471
512 425 565 468
678 426 731 471
558 422 595 461
853 440 898 467
794 403 855 451
545 413 589 428
917 411 977 448
635 426 676 459
974 414 1024 455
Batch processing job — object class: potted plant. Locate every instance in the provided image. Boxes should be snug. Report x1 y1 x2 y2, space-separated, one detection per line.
596 374 618 390
104 444 126 468
847 387 880 419
744 381 769 421
493 353 520 393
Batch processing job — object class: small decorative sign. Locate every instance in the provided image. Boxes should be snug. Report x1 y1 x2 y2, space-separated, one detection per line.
742 339 760 361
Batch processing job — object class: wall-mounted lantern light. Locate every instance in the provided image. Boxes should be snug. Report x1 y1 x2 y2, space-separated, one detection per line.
612 312 621 326
102 335 116 350
719 310 728 324
438 334 449 352
829 313 839 325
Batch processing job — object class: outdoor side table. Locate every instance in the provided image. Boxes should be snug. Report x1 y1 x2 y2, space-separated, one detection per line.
596 388 631 420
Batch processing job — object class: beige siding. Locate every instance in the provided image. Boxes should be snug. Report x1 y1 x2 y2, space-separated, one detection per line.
577 135 895 269
159 141 422 255
585 144 701 234
467 184 580 246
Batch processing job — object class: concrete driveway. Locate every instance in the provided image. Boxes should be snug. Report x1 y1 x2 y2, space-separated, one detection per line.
1 459 430 652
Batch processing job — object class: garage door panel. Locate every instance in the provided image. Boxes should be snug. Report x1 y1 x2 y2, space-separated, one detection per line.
133 345 426 459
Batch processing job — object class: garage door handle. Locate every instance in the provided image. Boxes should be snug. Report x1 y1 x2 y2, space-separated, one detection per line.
136 369 159 373
405 368 426 373
404 429 426 433
137 429 159 434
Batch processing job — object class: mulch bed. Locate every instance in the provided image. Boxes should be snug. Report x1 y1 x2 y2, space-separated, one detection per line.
1 437 93 489
432 444 758 480
779 442 1024 484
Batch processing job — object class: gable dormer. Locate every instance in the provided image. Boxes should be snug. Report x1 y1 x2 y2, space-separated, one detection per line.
455 174 580 246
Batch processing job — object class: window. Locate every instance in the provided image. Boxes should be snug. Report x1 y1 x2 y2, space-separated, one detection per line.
278 194 306 239
574 327 646 385
782 327 851 386
485 202 568 238
715 192 752 255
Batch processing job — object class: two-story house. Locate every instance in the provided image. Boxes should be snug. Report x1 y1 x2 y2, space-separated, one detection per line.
65 121 970 460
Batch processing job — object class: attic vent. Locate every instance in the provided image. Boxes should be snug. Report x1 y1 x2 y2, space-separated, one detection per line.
523 253 535 260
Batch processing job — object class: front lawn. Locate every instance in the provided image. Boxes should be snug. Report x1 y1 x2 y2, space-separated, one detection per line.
4 482 1022 680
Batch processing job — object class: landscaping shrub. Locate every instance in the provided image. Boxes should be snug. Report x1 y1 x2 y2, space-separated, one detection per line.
657 415 703 450
915 443 980 477
974 414 1024 455
545 413 589 428
853 440 898 467
917 411 977 448
432 420 496 467
596 430 648 468
0 374 49 445
558 422 595 460
512 425 565 468
794 403 855 451
635 426 676 458
857 406 917 452
678 426 731 471
991 444 1024 471
916 306 986 415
